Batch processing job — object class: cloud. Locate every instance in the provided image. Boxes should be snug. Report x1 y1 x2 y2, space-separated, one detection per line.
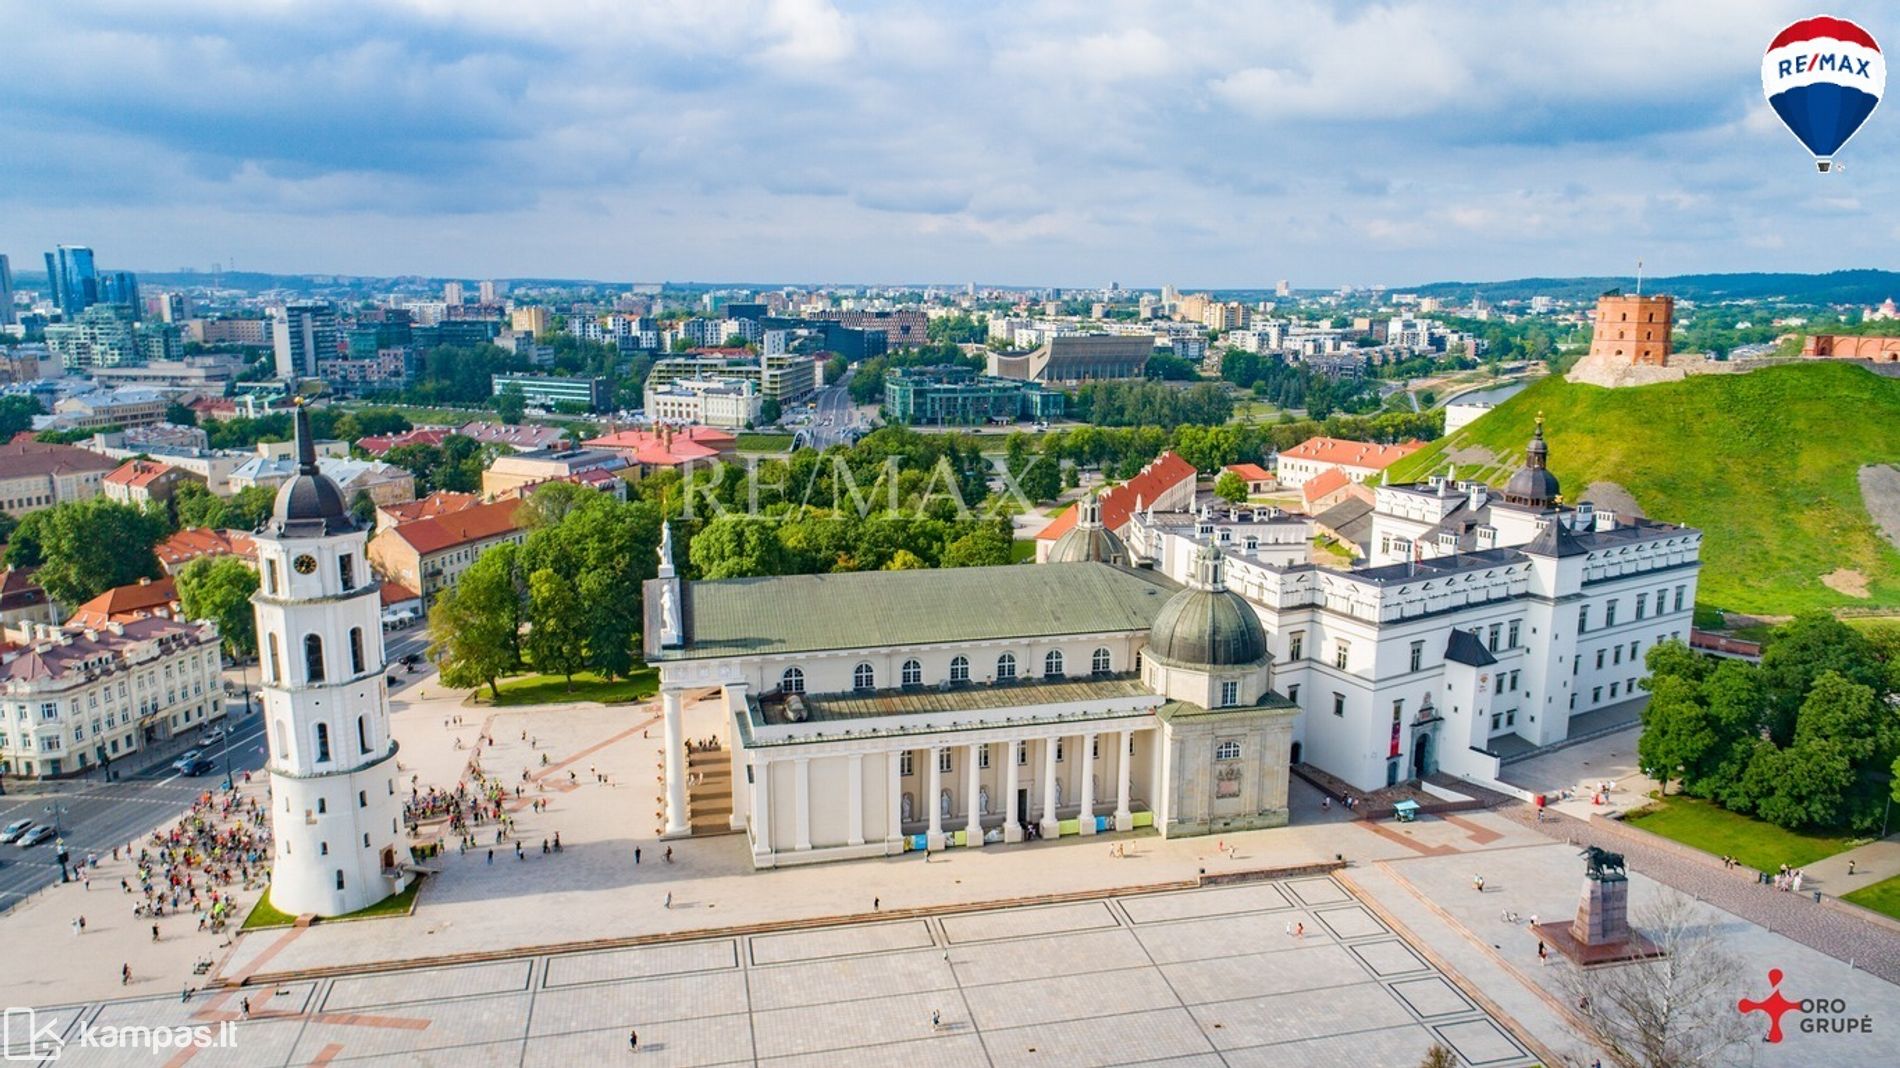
0 0 1891 283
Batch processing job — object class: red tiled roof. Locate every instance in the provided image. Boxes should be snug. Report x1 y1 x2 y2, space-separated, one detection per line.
1226 463 1272 483
155 528 257 569
584 426 735 467
380 580 421 606
104 459 178 489
0 439 118 479
1278 436 1424 470
359 427 453 456
379 491 479 526
0 568 48 614
386 498 524 557
1036 450 1197 541
1301 466 1351 508
68 576 179 628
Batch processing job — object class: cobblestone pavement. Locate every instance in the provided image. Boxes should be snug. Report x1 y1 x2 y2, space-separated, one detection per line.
1498 804 1900 984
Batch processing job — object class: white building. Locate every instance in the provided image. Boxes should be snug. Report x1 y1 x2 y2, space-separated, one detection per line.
1274 437 1425 490
644 516 1297 869
644 376 764 430
1127 419 1700 791
252 408 411 917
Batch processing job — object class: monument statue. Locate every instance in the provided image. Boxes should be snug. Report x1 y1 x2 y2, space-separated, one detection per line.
1533 841 1659 965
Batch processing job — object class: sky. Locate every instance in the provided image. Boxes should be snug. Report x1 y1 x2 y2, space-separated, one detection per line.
2 0 1897 288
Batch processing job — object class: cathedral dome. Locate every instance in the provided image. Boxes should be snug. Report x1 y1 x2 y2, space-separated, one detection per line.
1502 415 1560 508
1146 545 1267 667
271 404 356 536
1047 492 1127 565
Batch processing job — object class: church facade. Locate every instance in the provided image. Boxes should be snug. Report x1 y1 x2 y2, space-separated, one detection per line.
645 514 1296 868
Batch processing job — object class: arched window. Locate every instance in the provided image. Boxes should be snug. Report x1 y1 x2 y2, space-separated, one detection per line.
349 628 365 675
1043 650 1064 678
996 653 1016 681
357 715 370 755
304 635 326 683
314 722 331 762
949 656 969 683
1215 740 1241 762
853 663 875 691
901 659 922 687
781 667 805 694
1092 647 1112 675
267 633 282 684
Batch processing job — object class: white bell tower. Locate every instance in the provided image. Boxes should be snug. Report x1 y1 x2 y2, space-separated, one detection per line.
253 405 410 917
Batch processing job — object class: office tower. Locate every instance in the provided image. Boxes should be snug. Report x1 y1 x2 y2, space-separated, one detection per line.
0 254 13 326
44 245 99 317
273 302 340 380
100 270 141 317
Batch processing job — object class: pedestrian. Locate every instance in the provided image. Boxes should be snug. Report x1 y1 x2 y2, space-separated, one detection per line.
664 847 673 863
1849 859 1858 875
664 891 672 909
240 997 251 1019
629 1028 638 1050
931 1009 942 1030
1537 940 1548 965
487 848 494 865
121 963 130 985
542 839 550 855
874 897 880 911
1529 913 1538 928
1473 875 1485 893
151 923 160 943
1295 922 1305 939
634 847 642 864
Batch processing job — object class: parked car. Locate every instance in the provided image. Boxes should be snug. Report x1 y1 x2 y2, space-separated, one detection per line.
174 757 216 777
17 825 56 847
0 819 32 843
199 727 226 745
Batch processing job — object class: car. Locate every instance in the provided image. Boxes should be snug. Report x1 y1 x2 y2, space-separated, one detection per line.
16 825 55 847
174 757 216 777
176 748 204 764
199 727 226 745
0 819 32 843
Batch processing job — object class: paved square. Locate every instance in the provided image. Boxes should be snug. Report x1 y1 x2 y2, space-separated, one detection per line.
28 876 1536 1067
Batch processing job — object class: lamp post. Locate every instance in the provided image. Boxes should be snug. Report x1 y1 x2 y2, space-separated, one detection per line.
44 803 68 882
222 659 252 792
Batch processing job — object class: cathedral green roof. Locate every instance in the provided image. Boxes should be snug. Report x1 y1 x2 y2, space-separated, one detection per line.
648 562 1178 662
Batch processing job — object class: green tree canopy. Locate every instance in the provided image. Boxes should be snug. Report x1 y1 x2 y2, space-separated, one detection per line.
175 555 260 658
21 498 168 607
1213 470 1249 504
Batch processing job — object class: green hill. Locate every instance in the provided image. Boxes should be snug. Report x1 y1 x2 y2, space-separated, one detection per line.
1386 363 1900 616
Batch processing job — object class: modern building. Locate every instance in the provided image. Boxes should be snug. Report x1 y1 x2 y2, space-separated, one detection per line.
883 366 1065 425
99 271 141 313
816 310 929 349
366 497 525 607
643 529 1296 868
644 377 763 430
44 246 99 318
273 303 341 380
987 334 1153 383
251 407 411 916
44 304 141 369
509 306 550 336
0 615 223 779
489 373 609 412
647 353 817 405
1587 292 1673 367
0 254 14 327
0 437 118 516
1272 437 1425 490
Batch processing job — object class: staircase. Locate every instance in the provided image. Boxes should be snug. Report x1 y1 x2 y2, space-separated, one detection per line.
686 748 736 835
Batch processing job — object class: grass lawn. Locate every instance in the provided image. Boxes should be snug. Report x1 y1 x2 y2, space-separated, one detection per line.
1624 795 1858 872
1009 539 1038 563
1843 873 1900 920
736 432 794 452
480 667 659 706
242 879 424 930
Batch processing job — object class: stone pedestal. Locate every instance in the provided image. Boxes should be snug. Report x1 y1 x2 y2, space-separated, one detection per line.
1572 875 1630 946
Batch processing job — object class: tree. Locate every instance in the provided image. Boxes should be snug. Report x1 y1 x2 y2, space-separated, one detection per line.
759 397 782 424
164 401 198 427
689 516 790 579
0 395 41 440
349 490 378 527
1758 611 1882 745
1213 470 1249 504
1553 890 1755 1068
26 498 168 607
175 556 260 658
172 481 228 530
428 544 525 699
526 567 587 687
1416 1046 1456 1068
494 384 527 425
883 549 927 570
941 521 1012 568
1637 675 1720 797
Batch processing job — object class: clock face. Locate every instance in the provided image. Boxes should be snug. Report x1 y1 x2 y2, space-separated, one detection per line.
294 554 318 575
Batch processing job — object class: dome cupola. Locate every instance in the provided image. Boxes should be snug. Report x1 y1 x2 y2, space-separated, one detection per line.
270 403 355 537
1146 544 1268 667
1502 413 1561 509
1047 490 1127 565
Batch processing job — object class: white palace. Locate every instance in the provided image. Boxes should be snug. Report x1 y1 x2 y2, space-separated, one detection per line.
645 420 1701 868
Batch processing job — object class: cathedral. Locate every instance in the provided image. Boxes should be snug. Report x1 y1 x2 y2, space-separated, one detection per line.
254 406 411 916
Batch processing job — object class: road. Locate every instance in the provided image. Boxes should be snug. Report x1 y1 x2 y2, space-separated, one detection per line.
798 384 864 449
0 624 434 912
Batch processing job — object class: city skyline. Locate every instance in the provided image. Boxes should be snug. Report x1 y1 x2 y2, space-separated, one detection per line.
4 0 1893 288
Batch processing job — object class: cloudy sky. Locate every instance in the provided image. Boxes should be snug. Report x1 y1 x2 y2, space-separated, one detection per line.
2 0 1894 287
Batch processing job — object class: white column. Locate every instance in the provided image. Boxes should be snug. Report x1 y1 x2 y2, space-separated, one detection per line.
927 746 945 850
1115 729 1134 831
1040 736 1060 838
1078 732 1098 835
726 683 749 831
965 742 982 844
847 753 865 847
751 758 773 860
662 688 688 837
886 749 904 852
1004 740 1023 843
793 756 812 851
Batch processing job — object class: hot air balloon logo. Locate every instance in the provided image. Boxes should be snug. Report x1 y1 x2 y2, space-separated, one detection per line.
1762 15 1885 172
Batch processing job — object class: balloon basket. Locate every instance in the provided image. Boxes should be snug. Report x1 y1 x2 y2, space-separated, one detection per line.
1816 159 1833 173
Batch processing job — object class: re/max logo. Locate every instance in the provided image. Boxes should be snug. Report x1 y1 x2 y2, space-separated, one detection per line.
1776 53 1875 78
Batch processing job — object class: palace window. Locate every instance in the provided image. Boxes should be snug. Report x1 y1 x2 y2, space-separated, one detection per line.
1287 684 1300 704
1332 692 1345 717
1577 605 1589 632
1508 619 1521 648
1043 650 1064 678
1055 739 1065 762
977 745 990 769
357 715 369 755
1092 648 1112 675
1675 585 1686 612
853 663 875 691
1605 600 1618 627
1016 744 1028 766
1487 623 1501 651
938 748 953 773
1596 649 1605 669
781 668 804 694
1221 680 1240 707
900 751 913 776
1635 593 1647 620
1334 642 1349 670
949 656 969 683
1289 632 1304 661
1215 740 1241 762
996 653 1017 681
1409 640 1424 672
901 659 922 688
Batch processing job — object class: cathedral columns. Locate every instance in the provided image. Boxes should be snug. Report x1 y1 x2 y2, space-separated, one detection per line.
1039 737 1060 838
661 687 689 838
926 746 945 851
885 749 903 851
965 742 982 843
1077 732 1097 834
846 753 865 847
1115 729 1134 831
750 758 772 859
1003 740 1023 843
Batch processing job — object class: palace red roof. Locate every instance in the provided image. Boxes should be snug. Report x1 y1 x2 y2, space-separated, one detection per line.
359 427 454 456
1278 437 1423 470
1036 450 1197 541
1225 463 1273 483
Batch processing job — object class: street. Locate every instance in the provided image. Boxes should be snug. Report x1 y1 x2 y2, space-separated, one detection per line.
798 384 865 449
0 624 433 912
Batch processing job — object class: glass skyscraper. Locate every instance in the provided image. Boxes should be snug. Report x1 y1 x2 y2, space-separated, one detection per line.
43 245 99 317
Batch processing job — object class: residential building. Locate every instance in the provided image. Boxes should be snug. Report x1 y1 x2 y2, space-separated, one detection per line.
272 303 340 379
490 373 610 412
1273 437 1425 490
0 615 223 779
0 568 56 627
367 498 525 607
481 447 627 498
102 459 204 507
190 317 273 347
647 353 817 404
455 421 566 452
357 427 453 457
230 455 415 507
0 437 118 515
320 349 413 394
644 377 763 430
509 306 550 336
45 304 140 369
68 576 181 629
154 528 258 575
374 490 478 534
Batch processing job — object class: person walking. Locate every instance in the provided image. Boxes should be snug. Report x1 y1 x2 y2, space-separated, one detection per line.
634 847 642 864
664 892 672 909
121 963 130 985
240 997 251 1019
628 1028 638 1050
873 897 880 911
1537 940 1549 965
487 848 494 865
151 923 160 943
